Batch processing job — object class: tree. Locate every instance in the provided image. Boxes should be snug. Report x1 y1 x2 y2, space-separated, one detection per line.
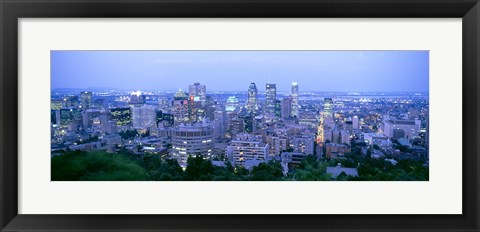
291 155 331 181
184 155 215 181
250 160 284 181
51 151 147 181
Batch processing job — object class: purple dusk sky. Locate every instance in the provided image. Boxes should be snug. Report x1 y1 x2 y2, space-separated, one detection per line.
51 50 429 92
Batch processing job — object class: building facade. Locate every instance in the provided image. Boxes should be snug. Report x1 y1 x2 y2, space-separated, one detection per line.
291 82 299 118
227 133 269 166
171 124 214 167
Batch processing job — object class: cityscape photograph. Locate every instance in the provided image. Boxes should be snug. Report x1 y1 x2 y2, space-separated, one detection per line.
51 51 429 181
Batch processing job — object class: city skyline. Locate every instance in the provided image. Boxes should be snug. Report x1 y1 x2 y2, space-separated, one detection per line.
51 51 429 181
51 51 429 92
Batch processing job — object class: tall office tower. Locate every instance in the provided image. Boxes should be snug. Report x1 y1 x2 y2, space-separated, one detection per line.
225 96 239 112
228 112 244 137
352 116 359 129
265 83 277 115
188 82 206 101
323 97 333 117
129 91 146 105
291 82 299 118
213 109 227 139
80 91 93 109
281 97 292 119
188 95 196 123
172 89 189 126
131 105 157 129
171 123 214 168
246 82 258 114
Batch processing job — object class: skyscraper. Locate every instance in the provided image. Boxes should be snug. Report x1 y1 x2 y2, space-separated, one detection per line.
213 109 227 139
80 91 93 109
281 97 292 119
172 89 189 125
246 82 258 114
323 97 333 117
265 83 277 115
129 91 146 105
188 82 206 101
225 96 239 112
291 82 299 118
352 116 359 129
131 105 157 129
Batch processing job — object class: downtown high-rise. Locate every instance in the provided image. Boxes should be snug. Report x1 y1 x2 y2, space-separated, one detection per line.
265 83 276 115
188 82 206 101
80 91 93 109
291 82 299 118
246 82 258 114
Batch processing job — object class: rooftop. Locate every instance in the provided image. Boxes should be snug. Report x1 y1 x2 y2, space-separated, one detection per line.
326 165 358 178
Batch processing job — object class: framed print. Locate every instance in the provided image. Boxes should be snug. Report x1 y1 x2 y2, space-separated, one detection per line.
1 0 479 231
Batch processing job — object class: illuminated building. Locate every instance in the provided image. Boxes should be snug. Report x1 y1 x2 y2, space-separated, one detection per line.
269 136 288 155
291 82 299 118
352 116 359 129
131 105 157 129
129 91 146 105
188 95 196 123
265 83 276 115
228 112 244 137
246 82 258 114
188 82 206 101
227 133 269 166
172 89 189 125
325 143 351 157
323 97 333 117
80 91 93 109
292 134 315 155
110 107 132 126
51 100 63 110
225 96 239 112
383 119 421 140
171 123 214 168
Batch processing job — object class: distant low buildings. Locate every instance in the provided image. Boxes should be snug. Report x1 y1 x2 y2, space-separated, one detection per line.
325 143 351 157
383 119 421 140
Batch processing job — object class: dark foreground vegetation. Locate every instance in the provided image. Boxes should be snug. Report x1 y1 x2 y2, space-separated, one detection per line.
52 148 428 181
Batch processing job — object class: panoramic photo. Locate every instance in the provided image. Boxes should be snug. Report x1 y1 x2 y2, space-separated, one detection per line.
50 51 429 181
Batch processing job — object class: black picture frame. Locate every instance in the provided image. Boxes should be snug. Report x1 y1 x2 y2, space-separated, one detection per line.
1 0 479 231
